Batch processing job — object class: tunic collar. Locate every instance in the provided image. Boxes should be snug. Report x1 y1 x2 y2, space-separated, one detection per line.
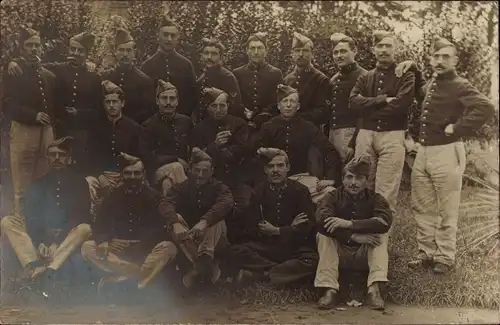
160 112 177 123
435 69 458 80
269 180 288 192
294 64 313 74
248 61 268 71
342 186 367 201
339 62 359 75
375 61 396 71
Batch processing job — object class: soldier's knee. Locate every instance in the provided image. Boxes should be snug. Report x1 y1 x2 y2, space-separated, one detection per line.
75 223 92 237
170 162 184 172
157 241 178 257
0 216 16 232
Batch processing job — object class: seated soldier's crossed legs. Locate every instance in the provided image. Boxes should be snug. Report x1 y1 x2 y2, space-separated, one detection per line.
155 162 187 196
1 215 39 268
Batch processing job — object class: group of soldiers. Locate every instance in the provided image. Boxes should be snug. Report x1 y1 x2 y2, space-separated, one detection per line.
0 15 494 311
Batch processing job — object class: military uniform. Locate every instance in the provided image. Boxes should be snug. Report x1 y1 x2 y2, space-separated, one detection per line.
411 37 494 267
230 179 318 285
349 31 416 217
3 28 56 216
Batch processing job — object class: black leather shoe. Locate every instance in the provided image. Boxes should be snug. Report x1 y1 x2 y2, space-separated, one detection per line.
433 262 451 274
317 288 338 309
367 290 385 310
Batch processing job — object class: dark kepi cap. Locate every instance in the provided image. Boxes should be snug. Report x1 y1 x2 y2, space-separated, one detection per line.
432 36 456 53
157 79 177 96
344 155 371 177
70 32 96 51
372 30 395 46
292 32 313 49
276 84 298 102
115 28 134 46
118 152 141 169
257 147 289 164
247 32 268 48
48 136 74 152
190 147 212 165
330 32 353 49
102 80 123 96
19 26 40 43
159 15 180 30
202 87 227 105
201 37 226 53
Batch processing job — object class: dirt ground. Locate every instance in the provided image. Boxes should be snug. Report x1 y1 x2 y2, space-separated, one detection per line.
1 300 499 324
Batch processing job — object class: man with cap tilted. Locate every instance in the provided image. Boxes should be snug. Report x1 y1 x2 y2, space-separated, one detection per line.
101 28 155 124
314 155 392 311
140 16 197 117
283 32 330 128
3 27 56 216
163 148 233 289
8 31 102 173
233 32 283 132
229 148 318 285
349 30 417 221
328 33 367 163
140 80 190 196
85 80 143 215
193 37 244 123
404 36 494 274
81 152 177 293
1 136 91 297
256 84 342 187
190 87 251 244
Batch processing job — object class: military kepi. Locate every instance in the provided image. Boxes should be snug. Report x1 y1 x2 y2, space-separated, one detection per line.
432 36 456 53
257 147 289 163
344 155 371 177
292 32 312 49
190 147 212 164
157 79 177 96
115 28 134 46
70 32 96 51
48 136 74 152
202 87 227 105
118 152 141 169
276 84 298 102
19 27 40 43
102 80 123 95
247 32 269 48
372 30 394 46
201 37 226 53
330 32 352 49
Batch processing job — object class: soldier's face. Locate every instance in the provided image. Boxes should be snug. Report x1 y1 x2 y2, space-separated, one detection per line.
115 41 136 66
103 93 124 118
343 170 367 195
68 40 87 66
190 161 214 186
247 40 267 64
157 89 178 115
332 42 356 67
47 147 70 170
291 43 313 67
22 36 42 61
158 26 179 51
278 93 300 118
431 46 458 75
372 37 396 64
264 155 290 184
202 46 222 68
207 94 229 120
122 161 145 189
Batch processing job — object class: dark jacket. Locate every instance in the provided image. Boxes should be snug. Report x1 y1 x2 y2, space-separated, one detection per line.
316 186 392 246
24 169 91 246
140 112 193 172
140 49 197 117
283 65 330 127
329 62 367 130
349 62 416 132
163 178 234 228
101 65 155 124
2 61 57 126
413 70 494 146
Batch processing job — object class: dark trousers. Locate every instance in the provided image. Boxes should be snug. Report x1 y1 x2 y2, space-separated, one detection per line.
225 182 252 244
230 241 318 285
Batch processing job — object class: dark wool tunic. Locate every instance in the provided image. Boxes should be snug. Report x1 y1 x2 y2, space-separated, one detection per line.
316 186 392 246
414 70 494 146
247 179 315 246
190 115 249 184
140 49 197 117
163 178 234 228
2 61 57 126
283 66 331 127
329 62 367 130
93 184 169 248
194 66 244 122
349 62 416 132
40 62 102 136
233 62 283 117
256 116 341 180
24 169 91 246
140 112 193 172
101 65 156 124
87 115 142 175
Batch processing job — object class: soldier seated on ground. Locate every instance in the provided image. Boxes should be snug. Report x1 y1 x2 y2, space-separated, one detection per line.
314 156 393 311
81 153 177 294
163 148 233 289
1 137 91 298
229 148 318 286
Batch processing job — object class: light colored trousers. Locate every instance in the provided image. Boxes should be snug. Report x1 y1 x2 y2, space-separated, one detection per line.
154 162 188 196
329 127 356 162
289 173 335 204
411 142 466 266
81 239 177 289
314 233 389 290
86 171 122 218
10 121 54 216
1 215 91 269
355 129 405 217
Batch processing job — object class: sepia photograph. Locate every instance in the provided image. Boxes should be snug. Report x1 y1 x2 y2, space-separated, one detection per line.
0 0 498 324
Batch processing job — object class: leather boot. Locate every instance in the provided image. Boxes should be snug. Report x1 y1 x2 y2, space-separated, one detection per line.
317 288 338 309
